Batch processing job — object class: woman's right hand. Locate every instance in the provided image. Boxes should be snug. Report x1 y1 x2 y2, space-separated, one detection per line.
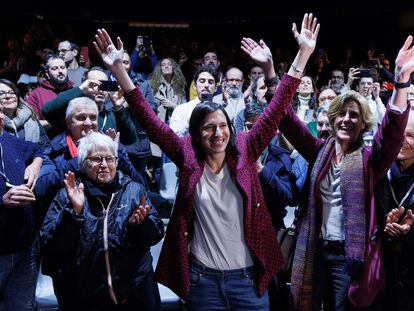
394 35 414 83
93 29 125 71
64 171 85 214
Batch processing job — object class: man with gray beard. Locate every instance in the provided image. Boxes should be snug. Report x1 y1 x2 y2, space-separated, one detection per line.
213 67 246 122
27 54 73 133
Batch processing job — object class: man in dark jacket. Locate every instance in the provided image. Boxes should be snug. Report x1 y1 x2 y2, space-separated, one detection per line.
374 111 414 310
0 103 43 310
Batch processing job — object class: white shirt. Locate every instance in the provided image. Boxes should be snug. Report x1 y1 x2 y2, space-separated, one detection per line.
191 164 254 269
169 98 200 137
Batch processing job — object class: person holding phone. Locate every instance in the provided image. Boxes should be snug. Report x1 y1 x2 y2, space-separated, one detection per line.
130 35 158 80
93 13 319 309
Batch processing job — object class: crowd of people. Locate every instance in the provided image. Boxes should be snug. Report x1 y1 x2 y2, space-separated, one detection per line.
1 11 414 311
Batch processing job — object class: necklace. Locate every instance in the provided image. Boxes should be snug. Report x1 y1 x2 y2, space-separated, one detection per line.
387 169 414 207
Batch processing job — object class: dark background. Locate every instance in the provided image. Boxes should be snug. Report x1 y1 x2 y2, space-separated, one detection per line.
4 2 414 65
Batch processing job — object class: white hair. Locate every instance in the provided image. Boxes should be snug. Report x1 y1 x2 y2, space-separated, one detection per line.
77 132 118 172
65 97 98 120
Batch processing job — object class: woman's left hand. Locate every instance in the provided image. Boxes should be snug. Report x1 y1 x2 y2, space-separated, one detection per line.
291 13 320 55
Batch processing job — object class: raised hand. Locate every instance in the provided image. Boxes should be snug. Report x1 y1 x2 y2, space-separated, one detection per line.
128 195 151 226
394 35 414 82
241 38 273 67
80 78 102 97
291 13 320 55
93 29 124 70
64 171 84 214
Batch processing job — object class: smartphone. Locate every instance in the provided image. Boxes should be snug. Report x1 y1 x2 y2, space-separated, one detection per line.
99 80 119 91
80 46 89 64
357 68 371 77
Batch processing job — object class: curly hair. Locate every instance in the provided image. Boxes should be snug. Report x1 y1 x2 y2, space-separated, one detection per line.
149 57 187 97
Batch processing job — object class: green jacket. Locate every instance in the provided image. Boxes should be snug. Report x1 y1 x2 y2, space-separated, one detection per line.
42 87 137 145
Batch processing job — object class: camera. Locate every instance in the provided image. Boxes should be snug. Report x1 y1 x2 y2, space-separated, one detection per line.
143 36 152 47
356 68 372 78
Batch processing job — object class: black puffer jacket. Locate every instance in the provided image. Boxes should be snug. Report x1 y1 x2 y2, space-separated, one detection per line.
39 173 164 303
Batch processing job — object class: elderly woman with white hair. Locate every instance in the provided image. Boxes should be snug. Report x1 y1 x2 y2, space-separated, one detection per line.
40 132 164 310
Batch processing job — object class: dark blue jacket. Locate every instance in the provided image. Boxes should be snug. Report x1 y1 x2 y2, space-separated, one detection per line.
0 132 43 254
259 142 296 230
39 173 164 302
125 71 156 159
35 132 146 218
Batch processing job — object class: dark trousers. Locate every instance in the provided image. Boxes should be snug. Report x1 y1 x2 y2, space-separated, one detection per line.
317 240 352 311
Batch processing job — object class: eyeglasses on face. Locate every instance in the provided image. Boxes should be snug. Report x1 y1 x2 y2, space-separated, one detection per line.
58 49 73 54
0 90 16 98
86 155 117 165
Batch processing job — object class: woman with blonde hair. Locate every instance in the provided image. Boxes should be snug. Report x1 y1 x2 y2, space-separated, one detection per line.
149 57 187 123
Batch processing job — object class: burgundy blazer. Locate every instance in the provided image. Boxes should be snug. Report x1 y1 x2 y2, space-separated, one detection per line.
124 75 301 299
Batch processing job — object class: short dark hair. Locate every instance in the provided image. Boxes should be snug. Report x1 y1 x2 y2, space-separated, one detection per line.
44 54 63 69
81 66 108 82
244 102 265 120
189 101 238 162
193 64 219 84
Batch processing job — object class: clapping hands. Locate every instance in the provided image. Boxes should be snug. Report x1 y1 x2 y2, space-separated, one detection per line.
384 206 414 237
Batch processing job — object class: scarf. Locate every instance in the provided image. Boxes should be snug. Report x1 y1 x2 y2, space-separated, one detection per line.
291 137 366 310
3 103 40 143
66 134 78 158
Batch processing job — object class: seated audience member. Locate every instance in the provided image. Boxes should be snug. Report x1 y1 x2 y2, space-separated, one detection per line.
0 103 43 311
40 132 164 310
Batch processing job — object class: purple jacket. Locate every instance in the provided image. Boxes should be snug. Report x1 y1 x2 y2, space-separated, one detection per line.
124 74 301 299
279 103 409 307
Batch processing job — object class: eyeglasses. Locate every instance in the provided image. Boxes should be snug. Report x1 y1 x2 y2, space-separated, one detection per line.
226 78 243 84
58 49 73 54
0 90 16 98
86 155 117 165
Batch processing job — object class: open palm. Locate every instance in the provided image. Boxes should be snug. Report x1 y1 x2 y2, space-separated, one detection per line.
395 35 414 79
241 38 272 66
93 29 124 69
64 171 84 214
291 13 320 54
